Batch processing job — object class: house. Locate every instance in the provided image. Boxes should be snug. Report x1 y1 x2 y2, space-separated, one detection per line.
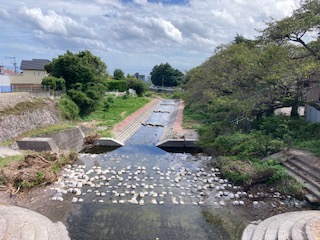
10 59 50 91
0 66 13 93
305 74 320 123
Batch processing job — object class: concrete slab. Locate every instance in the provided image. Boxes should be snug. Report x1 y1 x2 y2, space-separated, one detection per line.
0 147 22 158
95 138 124 147
16 137 59 152
156 139 199 148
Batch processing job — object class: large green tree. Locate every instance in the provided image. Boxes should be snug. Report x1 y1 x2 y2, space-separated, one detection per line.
150 63 184 87
261 0 320 60
185 37 316 126
45 50 108 115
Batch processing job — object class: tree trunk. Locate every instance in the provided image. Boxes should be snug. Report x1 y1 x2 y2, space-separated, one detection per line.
290 98 299 117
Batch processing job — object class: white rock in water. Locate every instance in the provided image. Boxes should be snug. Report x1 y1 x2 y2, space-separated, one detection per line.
78 198 84 202
215 186 220 190
139 199 144 205
229 193 235 199
159 201 164 205
99 200 104 203
51 196 57 201
219 179 224 184
151 199 158 204
119 200 125 204
57 197 63 201
239 201 245 206
253 201 259 205
112 200 118 204
232 201 240 206
101 192 106 196
96 192 101 196
219 201 225 206
172 196 179 204
139 192 145 198
120 193 125 197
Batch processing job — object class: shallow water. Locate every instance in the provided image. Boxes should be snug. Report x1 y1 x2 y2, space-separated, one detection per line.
65 100 231 239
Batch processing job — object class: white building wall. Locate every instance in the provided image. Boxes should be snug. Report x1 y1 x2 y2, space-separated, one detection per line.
305 105 320 123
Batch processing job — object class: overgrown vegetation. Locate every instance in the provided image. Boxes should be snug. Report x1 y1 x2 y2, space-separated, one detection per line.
0 151 78 193
181 0 320 197
0 99 48 117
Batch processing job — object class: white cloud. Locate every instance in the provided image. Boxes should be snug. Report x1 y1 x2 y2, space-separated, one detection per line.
0 0 301 75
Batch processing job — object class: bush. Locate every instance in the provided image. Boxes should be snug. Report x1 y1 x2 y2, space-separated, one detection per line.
127 78 147 96
106 80 127 92
57 96 80 120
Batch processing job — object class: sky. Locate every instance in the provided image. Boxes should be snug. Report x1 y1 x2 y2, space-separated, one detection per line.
0 0 300 76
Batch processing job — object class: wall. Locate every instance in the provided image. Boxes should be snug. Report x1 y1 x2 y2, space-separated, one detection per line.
0 101 60 142
305 104 320 123
45 127 85 152
10 70 47 85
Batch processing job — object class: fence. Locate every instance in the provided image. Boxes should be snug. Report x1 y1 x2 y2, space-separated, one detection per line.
0 85 63 98
0 86 13 93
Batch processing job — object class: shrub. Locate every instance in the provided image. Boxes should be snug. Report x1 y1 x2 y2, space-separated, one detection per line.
57 96 80 120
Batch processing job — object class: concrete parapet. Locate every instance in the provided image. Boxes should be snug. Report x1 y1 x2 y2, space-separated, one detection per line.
156 139 199 149
17 137 59 152
95 138 124 147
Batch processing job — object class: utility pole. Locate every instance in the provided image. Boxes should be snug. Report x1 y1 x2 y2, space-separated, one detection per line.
5 55 17 73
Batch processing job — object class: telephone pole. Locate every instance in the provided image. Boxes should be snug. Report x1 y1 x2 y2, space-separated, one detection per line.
5 55 17 73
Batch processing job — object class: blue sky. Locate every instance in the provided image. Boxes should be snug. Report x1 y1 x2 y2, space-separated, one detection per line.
0 0 299 76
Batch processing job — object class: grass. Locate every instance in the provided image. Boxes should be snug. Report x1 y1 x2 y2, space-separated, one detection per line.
0 99 47 117
0 155 24 168
0 123 76 147
182 108 205 129
83 96 151 136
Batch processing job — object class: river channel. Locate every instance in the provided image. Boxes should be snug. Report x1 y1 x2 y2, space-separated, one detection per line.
33 99 309 240
60 99 240 239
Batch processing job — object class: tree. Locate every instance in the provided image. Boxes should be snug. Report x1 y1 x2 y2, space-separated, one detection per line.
113 68 125 80
45 50 108 116
42 76 66 91
150 63 184 87
127 77 147 96
260 0 320 60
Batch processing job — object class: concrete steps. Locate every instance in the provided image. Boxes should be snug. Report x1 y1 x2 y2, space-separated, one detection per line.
113 99 161 143
0 205 69 240
242 211 320 240
281 156 320 204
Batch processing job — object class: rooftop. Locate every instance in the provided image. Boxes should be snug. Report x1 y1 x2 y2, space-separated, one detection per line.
20 59 51 71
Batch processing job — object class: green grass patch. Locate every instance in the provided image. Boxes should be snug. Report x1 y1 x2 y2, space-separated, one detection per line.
182 108 205 129
83 96 151 136
20 123 76 138
0 155 24 168
293 140 320 157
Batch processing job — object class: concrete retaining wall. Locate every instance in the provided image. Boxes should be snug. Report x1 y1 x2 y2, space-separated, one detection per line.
17 127 85 152
0 101 60 142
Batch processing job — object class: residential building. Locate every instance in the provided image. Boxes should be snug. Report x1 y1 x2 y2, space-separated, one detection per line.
10 59 50 91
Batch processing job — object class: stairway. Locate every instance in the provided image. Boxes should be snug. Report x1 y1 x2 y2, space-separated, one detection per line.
0 205 69 240
242 210 320 240
281 153 320 204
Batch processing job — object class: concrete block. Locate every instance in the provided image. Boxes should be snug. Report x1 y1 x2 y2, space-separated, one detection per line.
17 137 59 152
95 138 124 147
156 139 199 148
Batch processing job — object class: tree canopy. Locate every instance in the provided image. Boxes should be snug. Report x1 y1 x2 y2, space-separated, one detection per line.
260 0 320 60
113 68 125 80
45 50 108 116
150 63 184 87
